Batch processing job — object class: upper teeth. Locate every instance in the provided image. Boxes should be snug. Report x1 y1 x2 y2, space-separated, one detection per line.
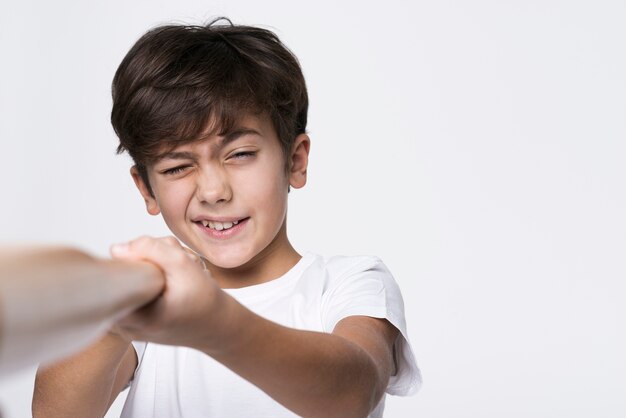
201 220 239 230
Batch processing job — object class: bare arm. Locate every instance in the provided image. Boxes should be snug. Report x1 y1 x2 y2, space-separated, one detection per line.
33 332 139 418
203 304 398 418
0 246 163 417
0 246 163 373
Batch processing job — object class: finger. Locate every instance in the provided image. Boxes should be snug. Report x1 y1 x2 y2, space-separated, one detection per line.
181 246 208 270
110 235 155 260
111 235 176 259
182 246 199 260
163 236 182 247
114 236 191 270
110 241 132 259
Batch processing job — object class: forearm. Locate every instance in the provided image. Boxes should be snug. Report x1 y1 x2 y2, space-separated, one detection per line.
193 294 384 418
33 332 133 418
0 246 164 372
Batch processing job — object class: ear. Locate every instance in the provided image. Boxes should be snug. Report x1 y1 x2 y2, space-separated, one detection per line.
130 166 161 216
288 134 310 189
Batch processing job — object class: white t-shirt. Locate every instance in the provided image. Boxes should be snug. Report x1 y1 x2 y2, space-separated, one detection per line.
121 252 421 418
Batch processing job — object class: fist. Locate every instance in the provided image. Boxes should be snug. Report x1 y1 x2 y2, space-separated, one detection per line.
109 236 223 348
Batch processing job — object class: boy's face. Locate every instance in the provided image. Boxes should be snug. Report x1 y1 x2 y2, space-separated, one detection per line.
131 113 309 280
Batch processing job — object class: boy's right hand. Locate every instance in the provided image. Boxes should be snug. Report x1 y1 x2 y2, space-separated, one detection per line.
109 236 230 350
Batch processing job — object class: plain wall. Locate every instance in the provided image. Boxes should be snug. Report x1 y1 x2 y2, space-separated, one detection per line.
1 0 625 417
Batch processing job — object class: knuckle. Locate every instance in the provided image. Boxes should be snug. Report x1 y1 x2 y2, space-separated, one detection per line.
171 249 188 264
132 235 153 250
164 236 180 246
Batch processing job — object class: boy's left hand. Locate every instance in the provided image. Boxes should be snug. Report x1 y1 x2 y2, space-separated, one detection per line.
109 236 225 348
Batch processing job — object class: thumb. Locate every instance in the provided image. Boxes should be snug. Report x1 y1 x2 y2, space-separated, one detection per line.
110 236 186 269
110 242 134 259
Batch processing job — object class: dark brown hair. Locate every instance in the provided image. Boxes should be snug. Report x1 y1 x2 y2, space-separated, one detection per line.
111 18 308 195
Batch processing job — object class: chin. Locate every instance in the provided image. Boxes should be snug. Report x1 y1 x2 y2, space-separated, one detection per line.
204 249 255 270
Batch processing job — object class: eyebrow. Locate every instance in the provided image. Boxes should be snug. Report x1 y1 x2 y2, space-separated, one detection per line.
156 128 262 161
219 128 261 148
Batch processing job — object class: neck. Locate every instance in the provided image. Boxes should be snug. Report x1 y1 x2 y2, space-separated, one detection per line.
207 223 301 289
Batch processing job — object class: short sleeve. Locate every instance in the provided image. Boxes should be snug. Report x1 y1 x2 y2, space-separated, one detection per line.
321 257 422 396
123 340 147 390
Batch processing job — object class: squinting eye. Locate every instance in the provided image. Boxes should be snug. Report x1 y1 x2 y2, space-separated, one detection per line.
162 166 189 175
231 151 256 159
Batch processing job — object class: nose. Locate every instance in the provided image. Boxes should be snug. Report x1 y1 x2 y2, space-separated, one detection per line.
195 166 232 204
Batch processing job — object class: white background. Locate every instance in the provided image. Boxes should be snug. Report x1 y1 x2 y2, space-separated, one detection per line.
1 0 625 417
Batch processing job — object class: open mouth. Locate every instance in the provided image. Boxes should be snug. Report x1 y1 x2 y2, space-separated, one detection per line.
195 217 249 232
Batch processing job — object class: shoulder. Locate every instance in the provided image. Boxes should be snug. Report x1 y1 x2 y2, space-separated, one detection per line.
313 254 399 297
314 253 388 282
296 253 393 296
297 253 398 298
289 254 399 317
311 253 406 329
306 254 401 316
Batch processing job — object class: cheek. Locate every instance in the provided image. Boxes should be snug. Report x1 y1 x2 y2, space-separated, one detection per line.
238 169 288 217
263 178 289 224
156 183 194 218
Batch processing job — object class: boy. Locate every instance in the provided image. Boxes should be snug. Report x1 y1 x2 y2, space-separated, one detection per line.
33 18 420 418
